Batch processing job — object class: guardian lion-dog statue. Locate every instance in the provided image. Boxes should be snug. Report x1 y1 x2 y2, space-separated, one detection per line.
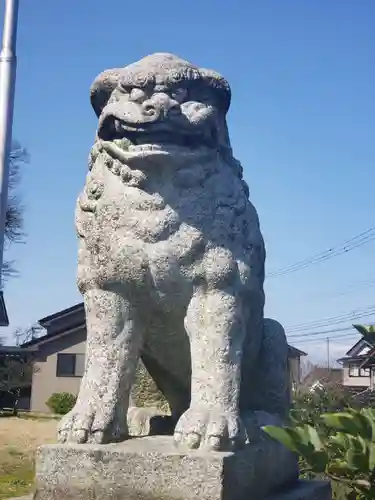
58 53 290 451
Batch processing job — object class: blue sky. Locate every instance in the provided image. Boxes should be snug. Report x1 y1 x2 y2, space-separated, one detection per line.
1 0 375 363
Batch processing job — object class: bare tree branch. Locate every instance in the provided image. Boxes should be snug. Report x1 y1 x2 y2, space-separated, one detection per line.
2 141 29 282
13 323 43 346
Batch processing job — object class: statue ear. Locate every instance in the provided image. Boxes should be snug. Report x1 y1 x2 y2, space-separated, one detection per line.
199 68 231 114
216 116 232 158
216 116 244 179
90 69 123 117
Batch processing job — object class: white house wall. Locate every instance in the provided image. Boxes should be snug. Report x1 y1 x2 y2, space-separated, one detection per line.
342 366 370 388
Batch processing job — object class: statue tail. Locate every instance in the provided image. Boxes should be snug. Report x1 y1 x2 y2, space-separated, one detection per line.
240 318 290 418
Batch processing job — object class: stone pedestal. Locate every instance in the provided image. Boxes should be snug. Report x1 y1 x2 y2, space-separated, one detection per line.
267 481 331 500
33 436 330 500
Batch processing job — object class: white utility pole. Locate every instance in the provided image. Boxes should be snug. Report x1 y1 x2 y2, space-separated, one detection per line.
0 0 19 326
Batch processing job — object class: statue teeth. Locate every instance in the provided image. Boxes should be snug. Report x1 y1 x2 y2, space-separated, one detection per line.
129 144 160 153
113 138 131 150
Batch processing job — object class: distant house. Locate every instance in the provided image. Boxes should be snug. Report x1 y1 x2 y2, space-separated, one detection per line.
337 335 375 391
23 304 86 413
301 366 343 389
288 345 307 391
20 304 307 413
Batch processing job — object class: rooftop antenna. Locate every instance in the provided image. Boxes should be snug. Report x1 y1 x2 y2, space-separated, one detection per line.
0 0 19 326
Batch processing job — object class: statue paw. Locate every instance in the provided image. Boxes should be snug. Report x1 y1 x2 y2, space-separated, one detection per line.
173 407 245 451
57 399 128 444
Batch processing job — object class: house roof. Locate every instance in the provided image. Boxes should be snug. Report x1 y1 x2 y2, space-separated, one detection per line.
288 345 307 358
23 303 85 347
302 367 343 386
360 357 375 369
345 337 375 357
0 345 37 354
338 330 375 364
345 338 364 356
359 345 375 369
337 355 368 363
22 323 84 348
38 303 84 328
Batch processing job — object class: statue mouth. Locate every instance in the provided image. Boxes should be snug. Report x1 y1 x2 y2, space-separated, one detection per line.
98 119 217 166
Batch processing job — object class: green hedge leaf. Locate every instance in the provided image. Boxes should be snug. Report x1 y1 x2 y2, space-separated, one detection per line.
321 413 368 437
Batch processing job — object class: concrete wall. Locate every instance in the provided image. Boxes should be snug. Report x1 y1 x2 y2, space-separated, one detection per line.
30 328 86 413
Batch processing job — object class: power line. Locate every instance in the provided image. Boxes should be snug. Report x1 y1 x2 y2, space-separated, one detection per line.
273 276 375 301
267 227 375 278
268 229 375 278
317 277 375 299
284 304 375 333
287 326 354 339
289 332 356 344
287 311 375 333
292 333 359 345
286 311 375 333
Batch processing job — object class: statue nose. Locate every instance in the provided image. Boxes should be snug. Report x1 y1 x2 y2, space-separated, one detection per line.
141 101 161 120
141 93 180 121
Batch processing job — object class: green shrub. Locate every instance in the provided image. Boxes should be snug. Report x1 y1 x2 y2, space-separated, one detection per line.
264 408 375 499
45 392 76 415
291 386 351 428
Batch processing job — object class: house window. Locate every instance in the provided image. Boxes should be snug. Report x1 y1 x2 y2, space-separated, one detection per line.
56 354 85 377
348 364 370 377
360 367 371 377
348 364 359 377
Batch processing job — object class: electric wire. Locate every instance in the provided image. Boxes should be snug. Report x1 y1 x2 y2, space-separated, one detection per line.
287 326 354 339
284 305 375 333
292 333 359 345
267 227 375 278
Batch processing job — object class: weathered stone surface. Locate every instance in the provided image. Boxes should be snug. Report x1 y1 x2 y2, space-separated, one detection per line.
34 436 299 500
56 52 292 454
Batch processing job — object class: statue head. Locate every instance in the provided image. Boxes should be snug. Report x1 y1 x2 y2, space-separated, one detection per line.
89 53 235 167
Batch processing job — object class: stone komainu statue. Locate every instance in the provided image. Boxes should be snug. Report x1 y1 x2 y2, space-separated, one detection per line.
58 53 290 450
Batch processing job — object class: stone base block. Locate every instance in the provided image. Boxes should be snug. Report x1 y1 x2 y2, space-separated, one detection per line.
33 435 303 500
267 481 331 500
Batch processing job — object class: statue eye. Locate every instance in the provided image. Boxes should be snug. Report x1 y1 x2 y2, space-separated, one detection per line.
198 90 215 105
129 88 147 103
118 83 132 95
187 86 214 106
171 88 187 102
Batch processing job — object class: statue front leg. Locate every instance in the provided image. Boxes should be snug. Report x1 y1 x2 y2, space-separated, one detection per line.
58 288 144 444
174 286 246 451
